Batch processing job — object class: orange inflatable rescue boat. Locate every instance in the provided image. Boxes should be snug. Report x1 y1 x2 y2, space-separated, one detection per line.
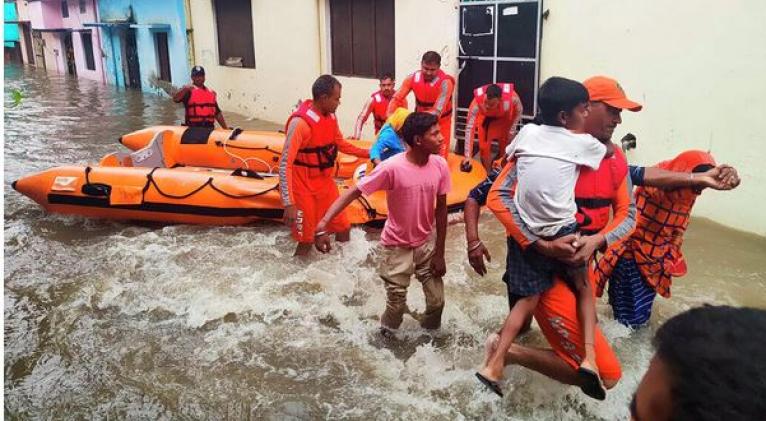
13 129 487 226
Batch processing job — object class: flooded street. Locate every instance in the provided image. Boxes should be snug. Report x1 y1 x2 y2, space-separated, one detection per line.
5 64 766 420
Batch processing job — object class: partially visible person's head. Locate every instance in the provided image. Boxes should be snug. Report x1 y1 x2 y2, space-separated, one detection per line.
582 76 642 142
400 112 441 154
421 51 442 82
484 84 503 111
631 305 766 421
379 73 395 97
312 74 342 114
537 77 590 130
385 107 411 133
191 65 205 87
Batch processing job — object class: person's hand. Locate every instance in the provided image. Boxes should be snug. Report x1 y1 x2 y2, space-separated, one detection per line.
715 164 740 189
284 205 298 228
568 234 604 266
314 231 332 253
430 254 447 277
349 134 360 140
467 240 491 276
460 158 473 172
535 234 579 259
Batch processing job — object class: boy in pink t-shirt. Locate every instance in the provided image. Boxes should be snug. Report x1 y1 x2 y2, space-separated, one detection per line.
314 112 452 330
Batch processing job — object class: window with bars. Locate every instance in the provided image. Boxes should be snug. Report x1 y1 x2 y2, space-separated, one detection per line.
329 0 394 79
155 32 171 82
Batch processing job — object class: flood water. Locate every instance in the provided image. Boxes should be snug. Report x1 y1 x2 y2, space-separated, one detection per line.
5 63 766 420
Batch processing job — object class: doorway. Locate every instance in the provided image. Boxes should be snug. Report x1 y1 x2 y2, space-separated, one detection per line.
63 32 77 76
124 28 141 89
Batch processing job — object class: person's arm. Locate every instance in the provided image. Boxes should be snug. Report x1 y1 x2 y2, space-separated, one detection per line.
462 99 481 162
570 172 636 265
486 162 579 261
279 119 308 228
215 108 229 130
463 169 499 275
314 186 363 253
172 85 191 103
507 93 523 143
387 75 413 117
432 78 454 117
430 193 448 277
351 99 373 139
335 126 370 158
641 165 741 190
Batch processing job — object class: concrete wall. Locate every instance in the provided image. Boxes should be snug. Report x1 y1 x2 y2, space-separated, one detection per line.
539 0 766 236
98 0 189 94
189 0 458 135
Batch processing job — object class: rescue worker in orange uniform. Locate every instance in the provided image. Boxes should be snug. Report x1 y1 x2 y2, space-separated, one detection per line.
461 83 523 172
350 73 405 139
280 75 370 256
387 51 455 158
173 66 229 129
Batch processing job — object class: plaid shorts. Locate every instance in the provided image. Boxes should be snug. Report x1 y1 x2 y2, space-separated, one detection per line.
503 223 579 297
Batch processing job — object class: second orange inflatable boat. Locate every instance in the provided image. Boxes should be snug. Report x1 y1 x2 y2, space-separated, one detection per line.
119 125 369 179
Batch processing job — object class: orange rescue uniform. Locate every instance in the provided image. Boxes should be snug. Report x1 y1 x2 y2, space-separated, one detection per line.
463 83 523 164
280 100 370 242
487 145 636 383
388 70 455 158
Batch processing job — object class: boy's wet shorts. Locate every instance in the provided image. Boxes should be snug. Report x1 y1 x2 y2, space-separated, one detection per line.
503 222 583 297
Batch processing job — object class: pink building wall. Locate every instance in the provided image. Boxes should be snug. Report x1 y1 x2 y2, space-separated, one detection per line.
27 0 105 83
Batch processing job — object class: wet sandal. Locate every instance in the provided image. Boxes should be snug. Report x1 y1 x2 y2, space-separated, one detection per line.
475 372 504 397
577 367 606 400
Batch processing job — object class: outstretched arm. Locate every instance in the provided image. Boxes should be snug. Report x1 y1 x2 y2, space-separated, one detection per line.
387 75 413 117
314 186 363 253
352 99 374 139
640 165 741 190
172 85 191 103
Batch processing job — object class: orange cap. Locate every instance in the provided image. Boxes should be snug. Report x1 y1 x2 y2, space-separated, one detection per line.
583 76 642 112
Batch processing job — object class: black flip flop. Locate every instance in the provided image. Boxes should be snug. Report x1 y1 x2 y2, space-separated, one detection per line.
475 372 504 397
577 367 606 400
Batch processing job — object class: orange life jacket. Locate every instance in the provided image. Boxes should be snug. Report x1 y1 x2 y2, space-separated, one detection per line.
411 69 454 118
574 147 629 234
185 86 218 126
473 83 516 118
594 150 716 298
370 91 391 133
286 100 339 177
